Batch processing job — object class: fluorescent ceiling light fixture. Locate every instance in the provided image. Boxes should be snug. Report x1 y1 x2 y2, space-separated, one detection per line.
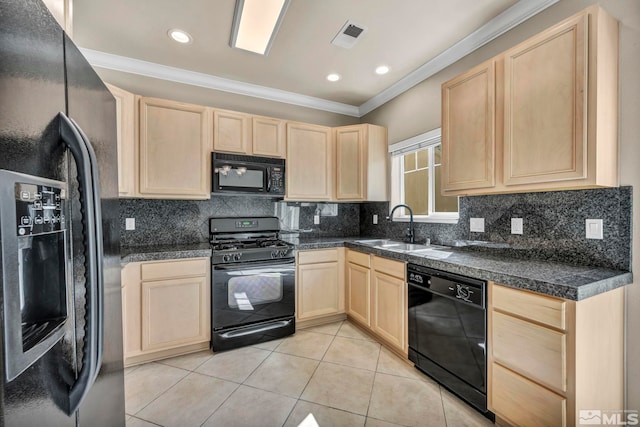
375 65 390 75
230 0 290 55
168 29 192 44
326 73 341 82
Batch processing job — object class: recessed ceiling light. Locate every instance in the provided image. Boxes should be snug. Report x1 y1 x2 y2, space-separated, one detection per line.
375 65 390 75
326 73 341 82
168 29 192 44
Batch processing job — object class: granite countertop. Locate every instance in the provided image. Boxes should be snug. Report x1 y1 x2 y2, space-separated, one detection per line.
120 236 632 301
285 236 632 301
121 242 212 264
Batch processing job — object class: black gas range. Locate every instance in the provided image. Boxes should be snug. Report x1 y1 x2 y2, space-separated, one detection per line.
209 217 296 351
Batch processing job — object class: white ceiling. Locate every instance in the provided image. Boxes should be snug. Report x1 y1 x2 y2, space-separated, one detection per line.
74 0 556 115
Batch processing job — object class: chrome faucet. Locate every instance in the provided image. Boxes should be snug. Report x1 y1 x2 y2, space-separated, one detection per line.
387 204 415 243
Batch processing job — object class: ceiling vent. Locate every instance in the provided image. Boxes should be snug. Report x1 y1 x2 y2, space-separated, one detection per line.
331 20 367 49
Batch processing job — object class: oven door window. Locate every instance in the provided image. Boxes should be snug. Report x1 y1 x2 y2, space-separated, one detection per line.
228 273 283 309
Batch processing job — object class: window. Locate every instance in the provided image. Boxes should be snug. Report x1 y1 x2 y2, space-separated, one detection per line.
389 128 458 223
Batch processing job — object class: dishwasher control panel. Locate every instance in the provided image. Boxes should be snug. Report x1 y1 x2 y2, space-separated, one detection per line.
407 264 485 307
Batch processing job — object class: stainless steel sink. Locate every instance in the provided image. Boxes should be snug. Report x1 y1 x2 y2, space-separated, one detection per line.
356 239 448 254
355 239 401 247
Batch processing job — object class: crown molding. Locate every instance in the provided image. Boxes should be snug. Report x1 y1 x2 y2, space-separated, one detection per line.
81 0 557 118
357 0 559 116
80 48 361 117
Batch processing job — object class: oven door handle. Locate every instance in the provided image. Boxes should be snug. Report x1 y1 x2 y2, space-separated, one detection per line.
214 258 295 271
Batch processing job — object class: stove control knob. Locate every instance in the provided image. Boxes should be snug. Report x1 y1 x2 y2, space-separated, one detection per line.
271 251 277 259
222 254 232 263
233 252 242 261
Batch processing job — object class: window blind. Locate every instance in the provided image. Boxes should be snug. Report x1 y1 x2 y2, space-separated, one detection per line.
388 128 441 157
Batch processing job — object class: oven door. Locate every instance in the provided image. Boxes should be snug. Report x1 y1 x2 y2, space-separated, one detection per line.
212 258 295 330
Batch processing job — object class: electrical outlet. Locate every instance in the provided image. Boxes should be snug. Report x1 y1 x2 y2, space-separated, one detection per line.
586 219 603 239
373 214 378 224
511 218 523 235
125 218 135 231
470 217 485 233
313 215 320 225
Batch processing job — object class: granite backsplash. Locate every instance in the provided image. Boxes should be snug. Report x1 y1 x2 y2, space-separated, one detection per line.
120 197 361 247
121 187 631 271
360 187 632 271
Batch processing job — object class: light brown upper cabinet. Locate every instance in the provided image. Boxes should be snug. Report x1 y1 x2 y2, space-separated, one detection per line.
105 84 137 197
441 60 496 192
213 109 251 154
286 122 333 201
139 97 211 199
442 6 618 196
252 116 286 158
335 124 388 201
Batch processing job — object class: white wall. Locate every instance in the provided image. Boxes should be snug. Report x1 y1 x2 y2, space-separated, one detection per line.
362 0 640 410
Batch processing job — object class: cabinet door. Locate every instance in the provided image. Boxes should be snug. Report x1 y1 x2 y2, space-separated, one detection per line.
503 14 588 186
213 109 251 154
121 262 142 360
105 84 136 197
141 275 210 351
297 262 341 320
347 262 371 327
335 125 365 200
286 122 333 200
139 97 210 199
442 59 496 192
252 116 285 158
371 270 406 352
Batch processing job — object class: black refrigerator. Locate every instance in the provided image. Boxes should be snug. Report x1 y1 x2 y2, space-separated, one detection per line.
0 0 125 426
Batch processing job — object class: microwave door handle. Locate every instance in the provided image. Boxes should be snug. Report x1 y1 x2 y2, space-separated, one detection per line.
58 112 103 415
266 167 271 193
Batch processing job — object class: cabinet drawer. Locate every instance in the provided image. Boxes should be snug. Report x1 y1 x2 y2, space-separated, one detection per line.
372 256 405 279
298 249 338 264
347 250 370 268
141 258 209 281
492 363 566 427
492 284 566 330
493 311 566 392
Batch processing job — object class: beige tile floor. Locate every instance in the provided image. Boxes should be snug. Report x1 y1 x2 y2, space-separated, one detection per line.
124 320 494 427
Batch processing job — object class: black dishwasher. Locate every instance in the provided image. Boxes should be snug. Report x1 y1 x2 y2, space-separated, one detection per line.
407 264 493 420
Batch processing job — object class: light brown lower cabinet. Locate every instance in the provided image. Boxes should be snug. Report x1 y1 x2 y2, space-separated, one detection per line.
346 250 407 355
296 249 345 325
121 257 211 366
489 283 624 427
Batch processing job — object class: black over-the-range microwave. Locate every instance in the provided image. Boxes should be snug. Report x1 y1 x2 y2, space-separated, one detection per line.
212 152 285 197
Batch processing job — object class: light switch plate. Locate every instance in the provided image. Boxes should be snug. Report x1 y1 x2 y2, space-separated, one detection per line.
470 217 485 233
586 219 603 239
373 214 378 224
511 218 523 235
125 218 135 231
313 215 320 225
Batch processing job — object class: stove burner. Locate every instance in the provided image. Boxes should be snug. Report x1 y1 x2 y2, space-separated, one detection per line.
212 242 245 251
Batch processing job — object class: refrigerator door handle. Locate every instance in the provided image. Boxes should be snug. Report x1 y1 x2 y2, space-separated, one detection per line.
58 112 104 415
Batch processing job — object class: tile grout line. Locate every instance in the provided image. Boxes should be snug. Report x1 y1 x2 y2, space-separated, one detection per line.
127 414 163 426
364 343 384 420
126 363 192 419
281 321 344 426
439 385 450 427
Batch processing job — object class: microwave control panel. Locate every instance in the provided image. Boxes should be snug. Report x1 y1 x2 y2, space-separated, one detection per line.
270 167 284 192
14 182 65 236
